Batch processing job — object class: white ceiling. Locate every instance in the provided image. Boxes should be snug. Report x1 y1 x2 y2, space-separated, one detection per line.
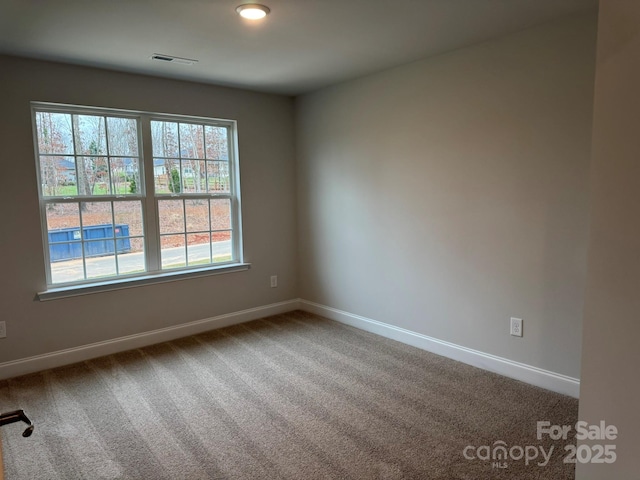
0 0 597 96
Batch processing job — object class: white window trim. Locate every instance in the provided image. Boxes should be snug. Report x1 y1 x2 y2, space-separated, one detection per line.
32 102 248 300
37 263 251 301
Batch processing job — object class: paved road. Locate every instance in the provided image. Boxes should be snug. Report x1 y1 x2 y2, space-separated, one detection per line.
51 241 231 284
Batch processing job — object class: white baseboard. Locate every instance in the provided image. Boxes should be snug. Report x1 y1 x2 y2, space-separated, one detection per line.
0 299 300 381
2 298 580 398
299 300 580 398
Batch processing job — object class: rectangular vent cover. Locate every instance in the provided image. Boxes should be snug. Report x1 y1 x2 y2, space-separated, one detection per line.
151 54 198 66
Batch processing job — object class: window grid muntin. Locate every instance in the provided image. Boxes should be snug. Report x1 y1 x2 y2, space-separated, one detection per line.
152 118 230 196
156 196 235 271
151 117 236 272
43 197 147 284
36 108 143 200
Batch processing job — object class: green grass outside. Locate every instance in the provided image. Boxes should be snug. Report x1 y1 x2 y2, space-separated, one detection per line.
47 183 133 196
50 178 228 196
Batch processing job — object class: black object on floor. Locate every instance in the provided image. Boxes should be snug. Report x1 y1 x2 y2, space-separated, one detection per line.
0 410 34 438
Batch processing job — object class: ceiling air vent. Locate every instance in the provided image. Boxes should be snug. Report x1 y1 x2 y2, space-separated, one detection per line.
150 54 198 66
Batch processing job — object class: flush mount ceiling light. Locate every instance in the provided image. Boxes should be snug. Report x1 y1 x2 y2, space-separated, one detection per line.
236 3 270 20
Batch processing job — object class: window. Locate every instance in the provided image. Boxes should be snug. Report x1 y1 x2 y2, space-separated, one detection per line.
32 103 244 292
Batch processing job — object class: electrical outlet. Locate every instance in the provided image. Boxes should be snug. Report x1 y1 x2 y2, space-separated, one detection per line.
0 321 6 339
510 317 523 337
270 275 278 288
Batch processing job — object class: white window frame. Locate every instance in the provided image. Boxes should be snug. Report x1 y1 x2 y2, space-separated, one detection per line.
32 102 247 300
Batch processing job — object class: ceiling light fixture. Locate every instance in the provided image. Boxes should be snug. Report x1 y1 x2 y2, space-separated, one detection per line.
236 4 270 20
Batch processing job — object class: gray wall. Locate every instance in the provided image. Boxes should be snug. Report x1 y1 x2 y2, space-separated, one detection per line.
0 55 297 364
296 14 597 378
578 1 640 477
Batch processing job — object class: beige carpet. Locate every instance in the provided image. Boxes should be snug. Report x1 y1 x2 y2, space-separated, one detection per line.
0 311 578 479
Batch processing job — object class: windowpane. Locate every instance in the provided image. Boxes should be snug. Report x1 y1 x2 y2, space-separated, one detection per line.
205 125 228 160
81 202 113 231
158 200 185 234
117 237 145 275
156 161 182 194
151 121 179 158
74 115 107 156
40 156 77 197
179 123 205 159
46 203 83 284
161 235 186 269
185 199 209 232
128 237 145 254
50 255 85 284
49 241 82 260
46 202 80 233
210 199 231 230
206 161 230 193
36 112 74 155
181 160 206 193
78 157 110 195
187 233 211 266
107 117 138 156
114 201 144 237
85 240 117 279
212 231 232 263
110 158 139 195
172 162 182 195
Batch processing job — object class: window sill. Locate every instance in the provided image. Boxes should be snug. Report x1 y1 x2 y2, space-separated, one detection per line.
37 263 251 301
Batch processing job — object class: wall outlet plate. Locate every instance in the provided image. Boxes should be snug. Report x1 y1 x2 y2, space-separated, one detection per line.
510 317 523 337
270 275 278 288
0 321 6 339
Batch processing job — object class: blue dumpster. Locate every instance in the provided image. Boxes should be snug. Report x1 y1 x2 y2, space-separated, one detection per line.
48 224 131 262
